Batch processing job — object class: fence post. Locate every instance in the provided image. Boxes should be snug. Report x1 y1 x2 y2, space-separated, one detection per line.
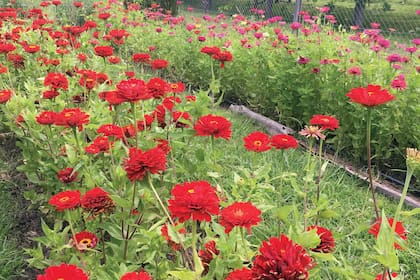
293 0 302 22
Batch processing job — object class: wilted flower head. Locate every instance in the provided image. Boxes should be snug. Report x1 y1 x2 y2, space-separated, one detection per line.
407 148 420 173
299 125 326 140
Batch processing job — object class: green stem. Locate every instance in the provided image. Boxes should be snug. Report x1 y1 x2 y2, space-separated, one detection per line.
72 127 81 154
147 175 193 268
366 108 380 220
392 168 414 230
303 138 314 229
240 227 249 263
131 102 138 148
99 214 106 264
314 138 324 225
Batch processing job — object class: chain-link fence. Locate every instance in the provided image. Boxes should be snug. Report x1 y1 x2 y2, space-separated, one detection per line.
181 0 420 39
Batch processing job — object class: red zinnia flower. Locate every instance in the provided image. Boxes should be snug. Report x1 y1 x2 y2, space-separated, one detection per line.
346 84 395 107
37 263 88 280
271 134 299 150
97 124 124 139
55 108 90 131
94 45 113 58
200 46 221 56
168 82 185 93
309 114 340 131
81 187 115 217
98 13 111 20
0 42 16 53
124 147 167 181
161 222 186 250
23 44 41 53
368 217 407 249
219 201 262 234
42 90 60 99
168 180 220 222
212 50 233 68
44 72 68 90
120 271 152 280
48 190 81 211
243 131 271 152
226 268 253 280
57 167 78 183
73 1 83 8
72 231 98 252
132 53 151 63
116 78 152 103
194 114 232 140
151 59 168 70
199 240 220 275
0 89 12 103
7 53 24 68
84 136 113 154
147 77 168 98
307 225 335 253
252 234 315 280
36 111 58 125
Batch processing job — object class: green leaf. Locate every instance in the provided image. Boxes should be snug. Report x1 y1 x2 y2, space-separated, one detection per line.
311 252 338 262
294 229 320 249
374 211 399 270
168 270 197 280
273 205 294 222
400 208 420 217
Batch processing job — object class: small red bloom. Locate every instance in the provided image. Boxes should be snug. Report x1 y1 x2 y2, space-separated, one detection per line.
212 50 233 68
124 147 167 181
84 136 113 154
346 84 395 107
271 134 299 150
116 78 152 103
72 231 98 252
37 263 88 280
36 111 58 125
225 268 253 280
252 234 315 279
147 77 168 98
168 180 219 222
23 44 41 53
0 89 12 103
307 225 335 253
48 190 81 211
168 82 185 93
219 201 262 234
73 1 83 8
194 114 232 140
243 131 271 152
55 108 90 131
98 13 111 20
368 217 407 249
120 271 152 280
161 222 186 250
200 46 221 56
42 90 59 99
199 240 220 275
132 53 151 63
309 114 340 131
57 167 78 183
151 59 168 70
94 45 113 58
97 124 124 139
0 42 16 53
81 187 115 217
44 72 68 90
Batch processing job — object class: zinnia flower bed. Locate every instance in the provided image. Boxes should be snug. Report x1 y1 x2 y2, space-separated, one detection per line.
0 1 419 280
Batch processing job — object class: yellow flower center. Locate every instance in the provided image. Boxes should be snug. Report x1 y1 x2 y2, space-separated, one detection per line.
321 118 330 122
29 45 37 49
281 138 288 142
64 112 74 118
59 196 69 202
254 140 262 146
79 238 92 246
188 189 194 194
234 209 244 217
367 91 375 96
171 84 178 89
